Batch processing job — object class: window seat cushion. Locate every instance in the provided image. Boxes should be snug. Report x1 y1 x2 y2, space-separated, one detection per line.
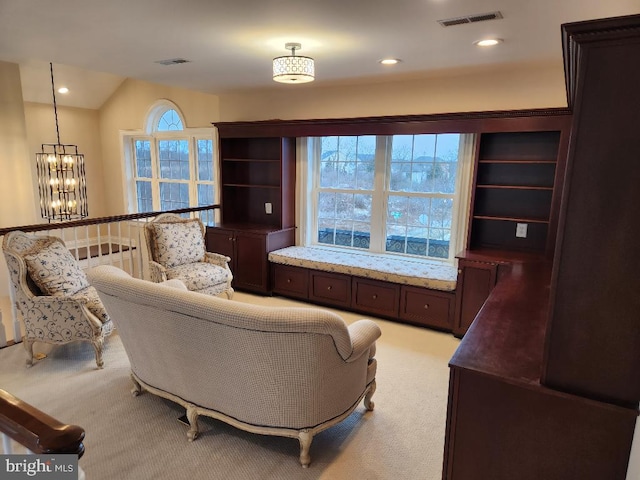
268 246 457 291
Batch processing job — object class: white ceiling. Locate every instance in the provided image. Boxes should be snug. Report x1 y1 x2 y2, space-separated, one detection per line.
0 0 638 109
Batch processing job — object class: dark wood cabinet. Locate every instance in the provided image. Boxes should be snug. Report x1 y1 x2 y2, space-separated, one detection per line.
444 15 640 480
211 126 297 294
399 285 454 331
206 226 294 294
309 271 351 309
352 278 399 318
271 263 454 330
272 264 308 300
453 258 498 336
541 14 640 409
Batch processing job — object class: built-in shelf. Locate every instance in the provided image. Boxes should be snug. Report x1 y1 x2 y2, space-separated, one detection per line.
223 184 280 189
468 131 561 253
476 185 553 191
473 215 550 224
224 158 281 163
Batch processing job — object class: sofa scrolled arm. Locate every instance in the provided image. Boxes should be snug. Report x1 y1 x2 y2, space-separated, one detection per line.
345 319 381 363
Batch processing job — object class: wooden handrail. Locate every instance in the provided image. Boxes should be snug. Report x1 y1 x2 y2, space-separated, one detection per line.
0 204 221 237
0 389 85 457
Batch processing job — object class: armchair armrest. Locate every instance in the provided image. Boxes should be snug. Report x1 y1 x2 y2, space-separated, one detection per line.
148 260 168 283
160 279 188 290
204 252 232 268
344 319 382 363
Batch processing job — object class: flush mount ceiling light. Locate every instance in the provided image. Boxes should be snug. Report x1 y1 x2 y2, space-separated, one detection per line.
379 58 401 65
273 43 315 84
473 38 504 47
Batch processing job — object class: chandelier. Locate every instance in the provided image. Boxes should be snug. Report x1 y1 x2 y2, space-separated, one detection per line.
273 43 315 84
35 63 88 221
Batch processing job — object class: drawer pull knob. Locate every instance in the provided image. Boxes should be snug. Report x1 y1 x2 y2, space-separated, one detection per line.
286 278 291 283
229 237 234 242
372 294 377 300
424 304 430 309
327 286 332 291
458 269 462 274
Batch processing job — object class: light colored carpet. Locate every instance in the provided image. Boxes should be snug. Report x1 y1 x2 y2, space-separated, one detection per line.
0 292 460 480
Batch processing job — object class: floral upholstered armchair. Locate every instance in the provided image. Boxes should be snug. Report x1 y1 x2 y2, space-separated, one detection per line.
143 214 233 298
2 231 113 368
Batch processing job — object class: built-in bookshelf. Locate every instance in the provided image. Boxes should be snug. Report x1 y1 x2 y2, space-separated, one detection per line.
468 131 561 253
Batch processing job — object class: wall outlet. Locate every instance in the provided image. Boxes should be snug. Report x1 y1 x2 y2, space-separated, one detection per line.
516 223 528 238
265 202 272 214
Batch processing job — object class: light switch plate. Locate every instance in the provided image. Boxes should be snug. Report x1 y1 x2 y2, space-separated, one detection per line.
265 202 272 214
516 223 528 238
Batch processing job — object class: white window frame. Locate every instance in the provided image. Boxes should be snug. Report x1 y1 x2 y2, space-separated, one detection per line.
120 101 219 216
297 133 476 264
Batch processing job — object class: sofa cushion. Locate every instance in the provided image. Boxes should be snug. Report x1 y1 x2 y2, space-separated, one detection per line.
150 220 205 268
24 239 89 296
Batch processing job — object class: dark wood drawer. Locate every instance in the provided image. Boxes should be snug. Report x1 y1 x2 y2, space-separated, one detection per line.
352 278 399 317
272 264 308 299
400 285 454 331
309 271 351 308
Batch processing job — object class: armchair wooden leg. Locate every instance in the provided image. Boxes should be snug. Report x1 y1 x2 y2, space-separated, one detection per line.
91 337 104 369
23 339 34 367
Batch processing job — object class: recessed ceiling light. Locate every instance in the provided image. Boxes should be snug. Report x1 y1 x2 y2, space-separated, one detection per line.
57 87 69 94
473 38 503 47
379 58 401 65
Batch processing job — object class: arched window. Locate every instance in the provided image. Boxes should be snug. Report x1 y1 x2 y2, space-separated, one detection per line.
123 101 216 216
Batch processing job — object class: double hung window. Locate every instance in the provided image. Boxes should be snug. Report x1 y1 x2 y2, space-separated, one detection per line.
303 133 473 262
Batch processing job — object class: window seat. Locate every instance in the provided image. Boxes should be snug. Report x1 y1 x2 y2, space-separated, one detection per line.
268 246 457 292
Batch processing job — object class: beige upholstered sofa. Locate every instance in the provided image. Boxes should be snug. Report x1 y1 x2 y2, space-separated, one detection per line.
88 265 380 467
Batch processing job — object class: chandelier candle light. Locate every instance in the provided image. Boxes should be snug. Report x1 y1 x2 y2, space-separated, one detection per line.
273 43 315 83
36 63 88 221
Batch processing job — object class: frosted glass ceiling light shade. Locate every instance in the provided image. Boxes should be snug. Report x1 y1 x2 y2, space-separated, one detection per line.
273 43 315 84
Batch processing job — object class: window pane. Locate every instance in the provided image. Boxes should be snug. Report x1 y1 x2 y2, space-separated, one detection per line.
157 109 183 131
197 184 214 207
319 136 375 190
197 139 213 181
136 181 153 213
159 140 190 180
135 140 152 178
386 194 451 259
316 192 371 250
389 134 460 194
160 182 189 210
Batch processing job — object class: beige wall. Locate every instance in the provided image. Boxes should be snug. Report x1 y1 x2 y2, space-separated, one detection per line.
0 62 37 228
0 62 36 343
218 61 568 121
99 78 221 214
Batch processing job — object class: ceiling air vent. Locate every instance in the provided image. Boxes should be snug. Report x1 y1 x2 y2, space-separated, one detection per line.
438 11 503 27
155 58 191 66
